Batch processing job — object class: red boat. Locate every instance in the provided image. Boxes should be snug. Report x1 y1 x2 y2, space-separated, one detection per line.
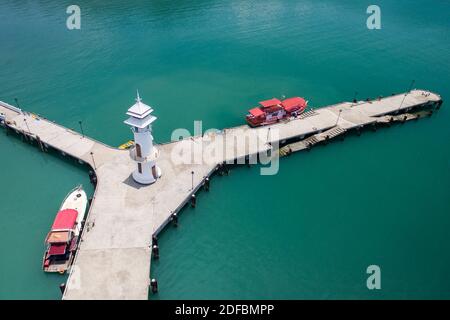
246 97 308 127
42 185 87 274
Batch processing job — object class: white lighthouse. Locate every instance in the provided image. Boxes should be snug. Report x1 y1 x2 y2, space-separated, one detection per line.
124 91 162 185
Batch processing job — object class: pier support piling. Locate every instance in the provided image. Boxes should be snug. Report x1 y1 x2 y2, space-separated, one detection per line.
152 244 159 260
204 177 210 191
150 279 158 294
59 283 66 295
171 212 178 227
190 194 197 208
371 123 377 132
88 170 97 185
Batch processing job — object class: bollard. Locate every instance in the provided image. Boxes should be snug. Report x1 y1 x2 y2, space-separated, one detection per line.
150 279 158 294
152 244 159 260
190 194 197 208
171 212 178 227
59 283 66 295
204 177 210 191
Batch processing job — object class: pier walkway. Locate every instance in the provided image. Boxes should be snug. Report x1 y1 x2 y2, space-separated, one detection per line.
0 89 442 299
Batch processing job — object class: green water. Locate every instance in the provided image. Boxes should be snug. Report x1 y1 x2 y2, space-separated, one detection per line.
0 0 449 299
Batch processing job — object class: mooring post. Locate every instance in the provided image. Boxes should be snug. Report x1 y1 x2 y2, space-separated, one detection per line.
190 194 197 208
150 279 158 294
152 235 158 246
152 244 159 260
204 177 210 191
171 212 178 227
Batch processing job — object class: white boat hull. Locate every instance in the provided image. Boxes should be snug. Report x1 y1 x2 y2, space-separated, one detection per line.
60 185 87 237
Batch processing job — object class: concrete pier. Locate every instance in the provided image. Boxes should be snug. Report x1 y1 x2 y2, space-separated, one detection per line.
0 89 442 299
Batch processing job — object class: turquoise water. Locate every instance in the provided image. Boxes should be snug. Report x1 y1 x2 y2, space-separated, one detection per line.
0 0 449 299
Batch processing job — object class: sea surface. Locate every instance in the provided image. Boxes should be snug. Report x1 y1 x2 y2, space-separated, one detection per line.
0 0 449 299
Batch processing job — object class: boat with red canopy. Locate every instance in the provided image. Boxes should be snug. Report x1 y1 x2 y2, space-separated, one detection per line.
246 96 308 127
42 185 87 274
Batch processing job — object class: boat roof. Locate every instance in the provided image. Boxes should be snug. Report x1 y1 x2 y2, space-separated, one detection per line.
48 244 67 256
52 209 78 230
259 98 282 108
249 107 265 117
282 97 307 111
47 231 70 244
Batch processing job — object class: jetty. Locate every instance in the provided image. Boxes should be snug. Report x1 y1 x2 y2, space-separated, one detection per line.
0 89 442 299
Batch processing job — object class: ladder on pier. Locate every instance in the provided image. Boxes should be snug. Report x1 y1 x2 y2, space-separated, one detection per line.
278 126 346 156
298 109 318 119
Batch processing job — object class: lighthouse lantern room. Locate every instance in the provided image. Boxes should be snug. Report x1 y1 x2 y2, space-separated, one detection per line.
124 91 162 185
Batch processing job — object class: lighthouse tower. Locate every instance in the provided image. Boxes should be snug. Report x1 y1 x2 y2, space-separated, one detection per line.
124 91 162 185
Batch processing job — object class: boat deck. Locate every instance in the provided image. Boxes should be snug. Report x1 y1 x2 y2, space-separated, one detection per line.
45 259 72 274
0 89 442 299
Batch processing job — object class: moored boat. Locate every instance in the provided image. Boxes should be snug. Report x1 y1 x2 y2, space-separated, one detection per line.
42 185 87 274
246 97 308 127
